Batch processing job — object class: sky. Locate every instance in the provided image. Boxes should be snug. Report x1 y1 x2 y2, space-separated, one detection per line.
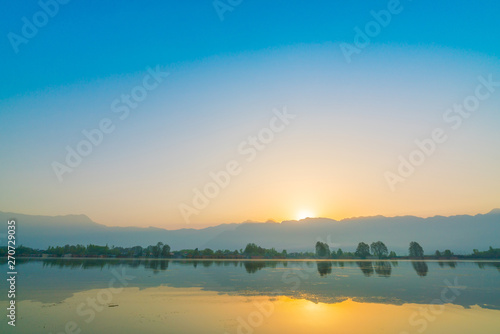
1 0 499 229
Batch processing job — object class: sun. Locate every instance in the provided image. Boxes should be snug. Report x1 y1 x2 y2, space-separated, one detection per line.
296 210 315 220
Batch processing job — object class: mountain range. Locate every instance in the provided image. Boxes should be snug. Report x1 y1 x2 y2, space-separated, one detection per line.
1 209 499 254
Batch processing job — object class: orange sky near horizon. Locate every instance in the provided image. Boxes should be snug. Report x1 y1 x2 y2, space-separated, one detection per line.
1 45 499 229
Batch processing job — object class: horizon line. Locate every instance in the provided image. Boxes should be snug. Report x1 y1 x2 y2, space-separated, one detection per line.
1 207 499 231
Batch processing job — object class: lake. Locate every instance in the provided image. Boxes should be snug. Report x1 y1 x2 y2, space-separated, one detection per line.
1 259 499 333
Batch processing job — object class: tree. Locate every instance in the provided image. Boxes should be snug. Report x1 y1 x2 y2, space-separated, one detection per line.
388 251 397 258
443 249 453 258
435 250 441 258
315 241 330 258
201 248 214 257
409 241 424 258
355 242 370 259
215 249 224 258
193 248 200 257
243 243 266 257
370 241 388 259
131 246 143 257
152 242 163 258
161 244 171 258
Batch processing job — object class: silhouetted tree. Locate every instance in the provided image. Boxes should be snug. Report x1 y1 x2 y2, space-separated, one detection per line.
193 248 200 257
201 248 214 257
370 241 388 259
152 242 163 258
315 241 330 258
161 244 171 258
355 242 370 259
243 243 265 257
409 242 424 258
469 247 500 259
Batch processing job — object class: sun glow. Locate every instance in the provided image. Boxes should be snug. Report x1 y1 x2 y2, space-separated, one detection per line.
296 210 315 220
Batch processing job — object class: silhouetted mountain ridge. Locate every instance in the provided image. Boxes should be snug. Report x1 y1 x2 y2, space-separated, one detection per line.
0 209 499 253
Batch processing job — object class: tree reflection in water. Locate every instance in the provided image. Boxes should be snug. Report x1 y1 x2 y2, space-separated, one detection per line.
374 261 392 277
316 261 333 277
356 261 374 277
243 261 275 274
411 261 429 277
475 262 500 272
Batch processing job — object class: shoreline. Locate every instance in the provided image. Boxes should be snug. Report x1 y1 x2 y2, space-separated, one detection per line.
3 257 500 262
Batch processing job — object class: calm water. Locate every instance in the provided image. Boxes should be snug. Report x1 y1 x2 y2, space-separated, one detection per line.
1 259 500 333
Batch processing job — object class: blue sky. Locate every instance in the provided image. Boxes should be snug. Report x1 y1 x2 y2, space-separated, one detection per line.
1 1 499 228
1 0 499 99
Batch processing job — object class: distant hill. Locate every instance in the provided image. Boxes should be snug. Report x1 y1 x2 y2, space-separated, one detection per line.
1 210 499 254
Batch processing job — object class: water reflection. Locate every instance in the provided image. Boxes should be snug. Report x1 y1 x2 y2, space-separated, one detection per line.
2 259 500 309
145 259 169 272
354 261 393 277
9 258 500 279
316 261 333 276
357 261 374 277
476 261 500 271
244 261 272 273
438 261 457 268
411 261 429 277
9 286 500 334
40 258 171 271
374 261 392 277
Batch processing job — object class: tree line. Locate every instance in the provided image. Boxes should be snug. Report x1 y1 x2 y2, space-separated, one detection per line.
1 242 499 259
315 240 498 260
315 240 415 259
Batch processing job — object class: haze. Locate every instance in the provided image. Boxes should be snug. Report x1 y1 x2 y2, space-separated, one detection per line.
1 1 499 229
